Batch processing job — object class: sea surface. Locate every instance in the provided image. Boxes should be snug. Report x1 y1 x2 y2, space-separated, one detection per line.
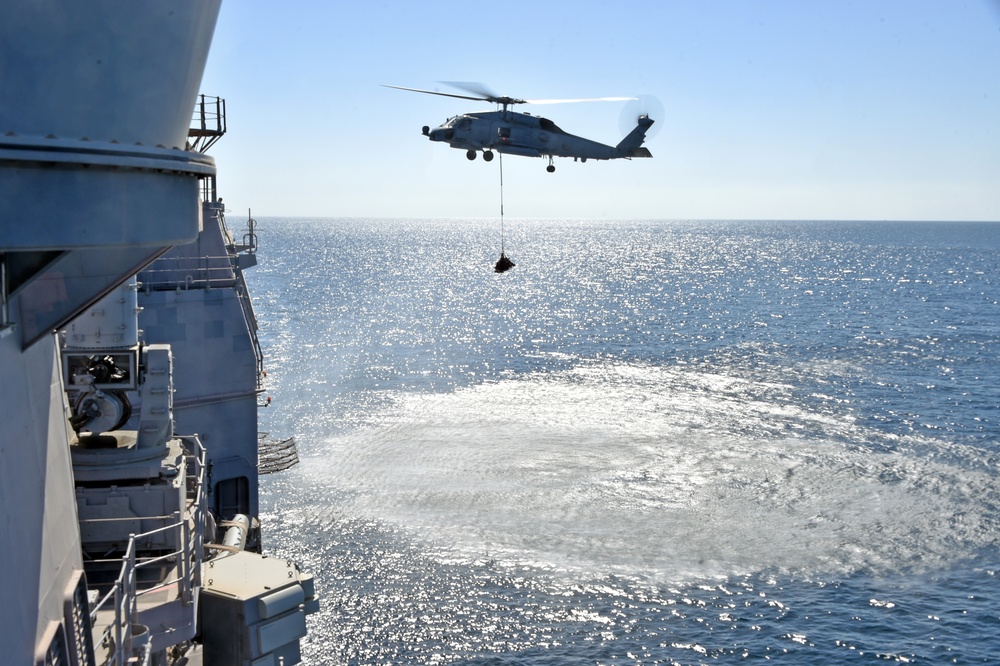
247 218 1000 664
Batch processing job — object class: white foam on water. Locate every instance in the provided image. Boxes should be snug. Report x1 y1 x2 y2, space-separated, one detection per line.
303 361 998 580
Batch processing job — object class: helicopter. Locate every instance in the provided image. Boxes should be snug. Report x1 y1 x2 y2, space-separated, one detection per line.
385 82 654 172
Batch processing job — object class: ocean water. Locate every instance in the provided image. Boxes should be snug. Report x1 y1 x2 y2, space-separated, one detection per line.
248 218 1000 664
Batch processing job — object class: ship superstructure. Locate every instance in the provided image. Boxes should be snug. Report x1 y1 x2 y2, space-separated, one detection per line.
0 3 314 664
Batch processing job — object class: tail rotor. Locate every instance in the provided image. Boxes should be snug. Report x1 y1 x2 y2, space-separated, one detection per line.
619 94 664 141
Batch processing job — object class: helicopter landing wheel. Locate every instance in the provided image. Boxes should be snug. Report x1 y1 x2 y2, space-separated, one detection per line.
483 150 494 162
466 150 477 161
546 164 555 173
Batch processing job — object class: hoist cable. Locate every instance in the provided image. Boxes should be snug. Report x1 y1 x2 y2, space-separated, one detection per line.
499 150 505 253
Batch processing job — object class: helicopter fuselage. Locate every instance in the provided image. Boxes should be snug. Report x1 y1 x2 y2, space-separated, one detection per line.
422 110 652 170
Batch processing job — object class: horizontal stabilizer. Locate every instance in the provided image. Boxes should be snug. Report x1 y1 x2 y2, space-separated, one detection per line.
628 147 652 158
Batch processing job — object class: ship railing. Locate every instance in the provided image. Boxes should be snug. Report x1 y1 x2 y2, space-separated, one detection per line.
141 256 266 392
217 206 235 246
188 94 226 154
200 174 217 203
234 260 266 392
139 255 239 291
219 208 266 391
88 436 206 666
138 222 266 391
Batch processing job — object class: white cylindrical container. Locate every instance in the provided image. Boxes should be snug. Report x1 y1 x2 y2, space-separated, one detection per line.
64 278 140 350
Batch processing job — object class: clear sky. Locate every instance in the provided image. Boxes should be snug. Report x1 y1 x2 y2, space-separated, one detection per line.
199 0 1000 221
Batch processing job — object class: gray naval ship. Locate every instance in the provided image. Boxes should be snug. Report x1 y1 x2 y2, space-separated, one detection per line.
1 2 316 664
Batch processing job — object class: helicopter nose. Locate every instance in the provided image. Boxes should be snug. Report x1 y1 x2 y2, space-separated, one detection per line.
427 127 451 142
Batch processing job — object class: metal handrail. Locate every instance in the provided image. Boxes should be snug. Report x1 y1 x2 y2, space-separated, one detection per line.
138 208 265 390
140 267 265 391
142 275 239 291
140 255 239 291
188 95 226 154
234 266 266 391
142 255 235 267
80 515 176 525
89 436 206 666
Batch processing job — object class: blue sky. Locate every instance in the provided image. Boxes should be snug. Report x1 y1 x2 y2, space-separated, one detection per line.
199 1 1000 221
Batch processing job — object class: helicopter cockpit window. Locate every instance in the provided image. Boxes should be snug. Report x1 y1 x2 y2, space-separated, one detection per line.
458 118 472 130
539 118 562 133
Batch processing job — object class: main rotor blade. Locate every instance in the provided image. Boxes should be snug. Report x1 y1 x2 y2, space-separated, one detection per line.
441 81 500 100
441 81 527 107
382 84 489 103
525 96 637 105
444 83 633 107
386 83 637 108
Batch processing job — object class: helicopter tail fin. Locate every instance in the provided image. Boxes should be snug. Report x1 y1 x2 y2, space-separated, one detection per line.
616 114 654 157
